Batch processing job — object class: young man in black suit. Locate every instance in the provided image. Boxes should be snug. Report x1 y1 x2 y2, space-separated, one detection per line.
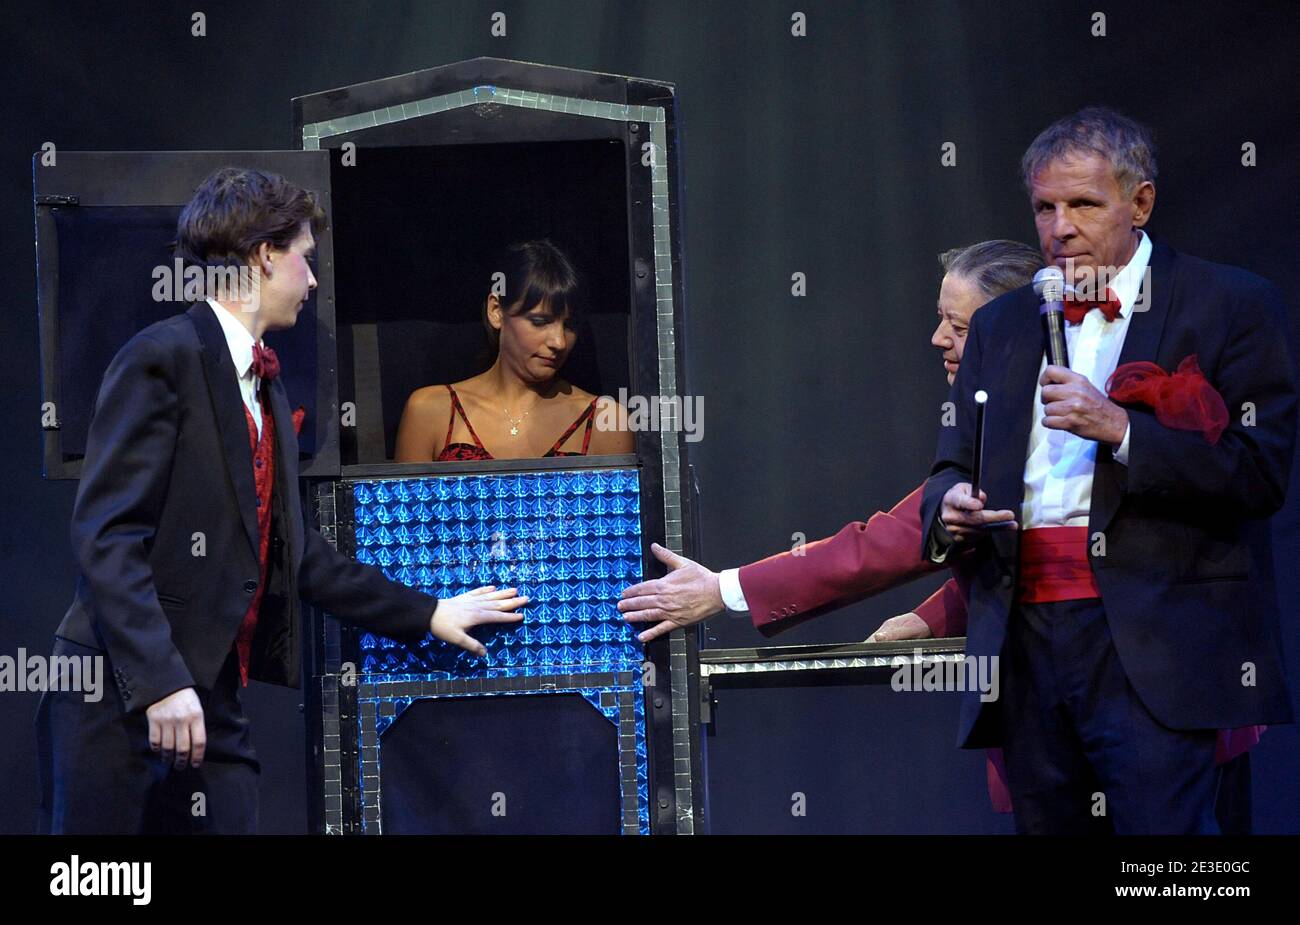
924 108 1295 833
36 167 526 834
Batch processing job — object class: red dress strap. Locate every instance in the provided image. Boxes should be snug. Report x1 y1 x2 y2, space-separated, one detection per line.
444 384 487 451
548 398 599 456
579 400 597 454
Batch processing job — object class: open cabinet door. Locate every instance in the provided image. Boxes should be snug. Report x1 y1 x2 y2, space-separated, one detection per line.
33 150 340 480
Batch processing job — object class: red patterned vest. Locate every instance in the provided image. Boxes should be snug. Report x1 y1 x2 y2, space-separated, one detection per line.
235 391 276 686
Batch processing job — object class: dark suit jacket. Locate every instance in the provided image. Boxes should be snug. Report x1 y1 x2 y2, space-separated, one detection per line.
921 240 1297 748
56 301 435 713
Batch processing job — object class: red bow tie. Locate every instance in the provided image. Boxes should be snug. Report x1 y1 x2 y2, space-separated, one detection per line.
1063 289 1122 325
251 343 280 380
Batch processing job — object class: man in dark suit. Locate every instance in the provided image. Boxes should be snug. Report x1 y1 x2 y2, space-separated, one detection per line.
922 108 1295 833
36 166 527 834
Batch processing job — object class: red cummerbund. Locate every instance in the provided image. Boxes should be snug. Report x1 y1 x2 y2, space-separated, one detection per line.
1017 526 1101 604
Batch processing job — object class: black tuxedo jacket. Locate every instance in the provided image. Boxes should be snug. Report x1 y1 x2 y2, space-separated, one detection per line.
56 301 434 713
921 241 1297 748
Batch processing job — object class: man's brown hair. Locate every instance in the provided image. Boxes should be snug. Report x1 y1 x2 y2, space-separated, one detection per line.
1020 107 1158 197
173 166 325 268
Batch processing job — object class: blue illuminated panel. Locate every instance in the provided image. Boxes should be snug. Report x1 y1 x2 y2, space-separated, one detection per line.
348 468 649 834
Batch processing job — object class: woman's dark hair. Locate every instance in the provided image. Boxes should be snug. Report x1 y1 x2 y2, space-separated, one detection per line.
173 166 326 269
484 240 583 350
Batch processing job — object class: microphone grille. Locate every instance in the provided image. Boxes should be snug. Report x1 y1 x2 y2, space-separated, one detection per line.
1033 266 1065 301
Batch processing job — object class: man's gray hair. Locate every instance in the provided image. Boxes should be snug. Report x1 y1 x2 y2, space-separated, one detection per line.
1020 106 1158 196
939 239 1042 300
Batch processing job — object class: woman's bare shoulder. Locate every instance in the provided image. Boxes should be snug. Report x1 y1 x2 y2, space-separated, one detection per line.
404 383 452 414
443 374 491 403
396 384 453 460
589 391 631 421
587 391 634 454
564 383 597 406
590 391 624 410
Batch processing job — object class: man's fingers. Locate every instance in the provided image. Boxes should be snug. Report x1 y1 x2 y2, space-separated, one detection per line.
956 490 988 511
175 724 192 769
190 719 207 768
148 719 162 753
650 542 689 570
948 501 1010 524
466 585 499 596
160 723 176 763
617 594 660 614
945 507 983 526
619 581 663 601
636 620 678 643
621 608 666 624
1042 409 1079 430
978 507 1016 521
945 508 1016 535
1042 364 1076 385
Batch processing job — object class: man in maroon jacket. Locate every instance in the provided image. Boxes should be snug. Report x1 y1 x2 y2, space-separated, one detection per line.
617 239 1039 640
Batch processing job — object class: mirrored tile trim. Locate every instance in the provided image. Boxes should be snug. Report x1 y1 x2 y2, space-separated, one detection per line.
356 671 649 835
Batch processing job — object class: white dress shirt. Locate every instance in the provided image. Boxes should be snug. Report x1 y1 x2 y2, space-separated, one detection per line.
720 231 1152 611
207 298 265 440
1020 230 1150 529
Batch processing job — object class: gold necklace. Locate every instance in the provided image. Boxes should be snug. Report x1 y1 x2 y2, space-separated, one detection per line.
502 405 531 437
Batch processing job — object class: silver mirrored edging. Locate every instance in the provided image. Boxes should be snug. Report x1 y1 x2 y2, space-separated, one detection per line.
700 651 969 677
300 85 665 150
306 86 691 833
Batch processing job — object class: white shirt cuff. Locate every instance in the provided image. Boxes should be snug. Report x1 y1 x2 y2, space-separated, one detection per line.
926 518 953 564
1113 421 1131 466
718 568 749 612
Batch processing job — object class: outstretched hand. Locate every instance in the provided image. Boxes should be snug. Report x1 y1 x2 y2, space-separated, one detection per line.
432 585 528 657
618 543 724 643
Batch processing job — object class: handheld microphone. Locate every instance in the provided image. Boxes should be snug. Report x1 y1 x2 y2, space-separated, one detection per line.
1033 266 1070 372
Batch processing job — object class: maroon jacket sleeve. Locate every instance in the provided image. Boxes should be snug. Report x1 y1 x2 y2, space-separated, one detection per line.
912 577 968 637
738 484 945 637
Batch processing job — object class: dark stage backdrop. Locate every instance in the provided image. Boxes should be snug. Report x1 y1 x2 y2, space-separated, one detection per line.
2 0 1296 834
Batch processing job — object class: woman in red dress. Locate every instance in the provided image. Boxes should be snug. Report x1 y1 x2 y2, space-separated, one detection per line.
395 240 633 461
